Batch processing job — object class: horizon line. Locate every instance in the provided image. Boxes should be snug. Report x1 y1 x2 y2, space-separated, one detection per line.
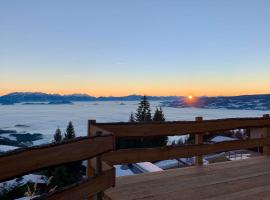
1 91 270 98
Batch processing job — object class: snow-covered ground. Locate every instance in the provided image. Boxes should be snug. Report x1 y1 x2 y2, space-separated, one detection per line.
0 174 47 192
0 145 18 152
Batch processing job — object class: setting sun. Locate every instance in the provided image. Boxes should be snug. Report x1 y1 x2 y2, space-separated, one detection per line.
188 95 193 100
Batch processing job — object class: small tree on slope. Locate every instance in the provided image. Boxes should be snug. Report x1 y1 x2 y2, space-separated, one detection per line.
65 121 75 140
54 127 62 143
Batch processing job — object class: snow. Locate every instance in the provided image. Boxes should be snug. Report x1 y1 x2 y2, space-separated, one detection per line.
0 145 18 152
133 162 163 173
210 136 237 143
115 165 137 177
15 197 37 200
0 133 17 141
0 174 48 195
155 159 186 169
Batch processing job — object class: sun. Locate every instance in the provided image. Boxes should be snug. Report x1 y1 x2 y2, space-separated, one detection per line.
188 95 193 100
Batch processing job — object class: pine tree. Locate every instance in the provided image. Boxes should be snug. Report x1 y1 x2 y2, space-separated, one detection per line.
135 95 152 122
153 107 166 121
129 112 135 122
65 121 75 140
54 127 62 142
45 121 83 189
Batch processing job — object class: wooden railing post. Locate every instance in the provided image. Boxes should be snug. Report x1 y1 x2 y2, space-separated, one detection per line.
263 114 270 156
195 117 203 166
87 120 96 177
87 120 96 200
95 131 103 200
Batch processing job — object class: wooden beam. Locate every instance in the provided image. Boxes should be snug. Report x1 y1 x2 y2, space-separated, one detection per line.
94 117 270 137
0 135 114 182
35 168 115 200
263 114 270 156
104 137 270 165
195 117 203 166
87 120 97 178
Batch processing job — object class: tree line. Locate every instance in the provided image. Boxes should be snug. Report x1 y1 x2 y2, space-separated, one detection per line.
117 95 167 149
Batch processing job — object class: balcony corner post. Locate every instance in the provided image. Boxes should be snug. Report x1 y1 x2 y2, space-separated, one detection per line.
195 117 203 166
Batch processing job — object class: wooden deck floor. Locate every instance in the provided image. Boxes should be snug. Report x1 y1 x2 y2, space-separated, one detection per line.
105 156 270 200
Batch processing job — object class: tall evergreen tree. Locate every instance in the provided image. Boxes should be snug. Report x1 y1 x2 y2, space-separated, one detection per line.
129 112 135 122
135 95 152 122
65 121 75 140
117 96 168 149
54 127 62 142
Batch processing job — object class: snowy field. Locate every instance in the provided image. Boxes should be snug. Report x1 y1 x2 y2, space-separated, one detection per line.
0 101 269 142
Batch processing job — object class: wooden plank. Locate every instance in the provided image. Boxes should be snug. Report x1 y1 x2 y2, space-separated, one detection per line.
263 114 270 156
104 138 270 165
95 117 270 137
105 157 270 200
35 167 115 200
110 157 267 187
87 121 115 200
87 120 115 177
0 135 114 182
195 117 203 166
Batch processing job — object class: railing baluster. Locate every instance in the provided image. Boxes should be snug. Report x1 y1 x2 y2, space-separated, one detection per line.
195 117 203 166
96 131 103 200
263 114 270 156
87 120 96 200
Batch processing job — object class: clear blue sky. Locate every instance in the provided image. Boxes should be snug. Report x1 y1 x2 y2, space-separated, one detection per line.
1 0 270 96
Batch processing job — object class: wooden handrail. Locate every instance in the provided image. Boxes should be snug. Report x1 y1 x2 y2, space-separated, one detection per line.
93 117 270 137
103 137 270 165
91 115 270 166
34 164 115 200
0 135 114 181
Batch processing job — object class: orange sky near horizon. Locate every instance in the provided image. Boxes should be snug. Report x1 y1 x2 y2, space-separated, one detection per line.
1 79 270 97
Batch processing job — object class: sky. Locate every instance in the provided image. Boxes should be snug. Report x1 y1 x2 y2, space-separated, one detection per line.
0 0 270 97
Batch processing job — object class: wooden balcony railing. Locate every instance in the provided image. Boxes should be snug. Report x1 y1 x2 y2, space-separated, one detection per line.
88 114 270 166
1 114 269 200
0 135 115 200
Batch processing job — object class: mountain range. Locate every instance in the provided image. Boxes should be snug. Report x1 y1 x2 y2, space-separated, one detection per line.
162 94 270 111
1 92 270 110
0 92 179 104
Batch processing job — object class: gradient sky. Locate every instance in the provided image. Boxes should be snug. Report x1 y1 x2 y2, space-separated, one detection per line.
1 0 270 97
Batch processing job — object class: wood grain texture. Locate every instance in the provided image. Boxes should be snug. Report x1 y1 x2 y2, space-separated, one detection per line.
35 167 115 200
0 135 114 181
95 117 270 137
104 137 270 165
105 156 270 200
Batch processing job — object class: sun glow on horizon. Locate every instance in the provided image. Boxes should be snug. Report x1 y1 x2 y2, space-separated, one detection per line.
188 95 193 100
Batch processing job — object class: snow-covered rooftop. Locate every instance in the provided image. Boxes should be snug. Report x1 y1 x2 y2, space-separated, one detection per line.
210 136 237 143
133 162 163 173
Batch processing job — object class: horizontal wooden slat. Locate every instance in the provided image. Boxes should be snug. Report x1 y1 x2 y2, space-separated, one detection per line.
0 135 114 182
95 117 270 137
35 167 115 200
104 137 270 165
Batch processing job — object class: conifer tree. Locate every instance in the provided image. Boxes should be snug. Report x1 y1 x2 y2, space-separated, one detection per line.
46 121 83 189
150 107 167 147
135 95 152 122
153 107 166 121
54 127 62 142
129 112 135 122
65 121 75 140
